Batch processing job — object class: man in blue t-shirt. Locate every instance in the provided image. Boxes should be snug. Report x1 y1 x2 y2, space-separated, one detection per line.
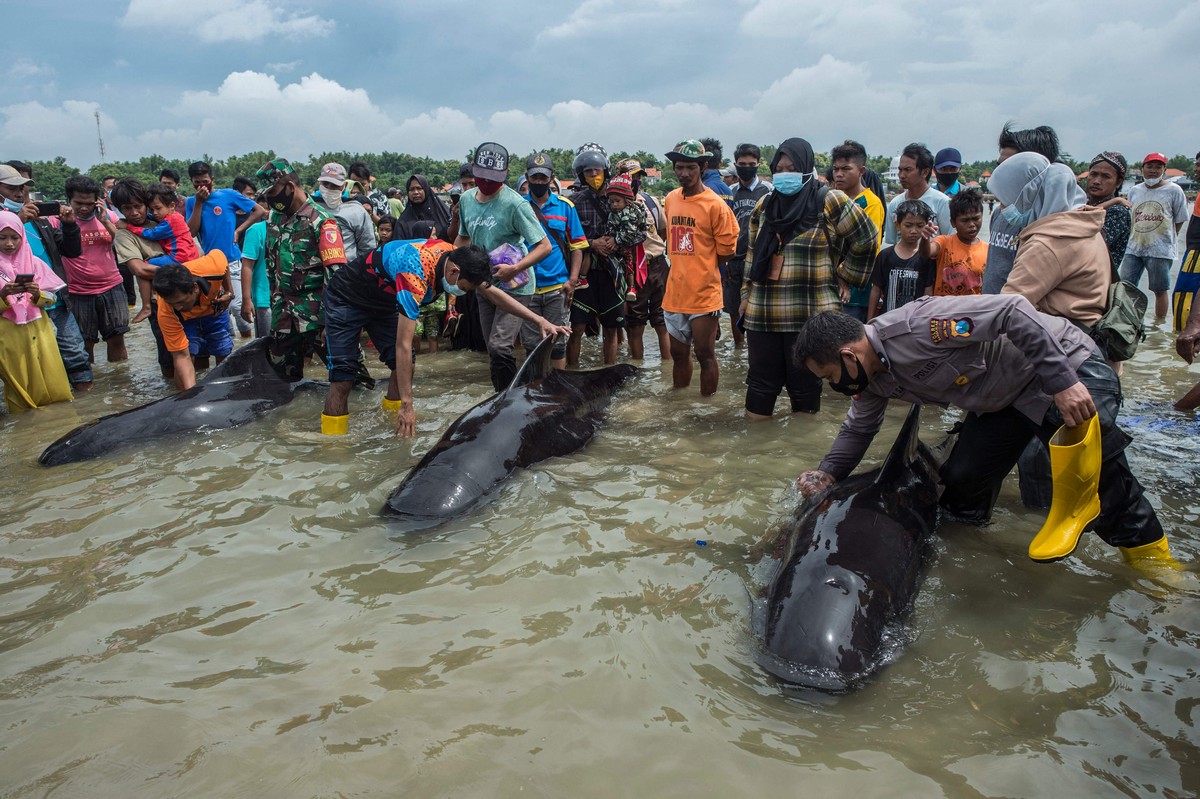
522 152 587 369
186 161 266 337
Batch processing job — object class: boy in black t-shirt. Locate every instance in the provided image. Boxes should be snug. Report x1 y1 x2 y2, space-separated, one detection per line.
868 199 935 320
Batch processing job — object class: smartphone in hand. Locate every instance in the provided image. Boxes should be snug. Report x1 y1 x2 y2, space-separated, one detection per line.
35 202 60 217
14 273 35 284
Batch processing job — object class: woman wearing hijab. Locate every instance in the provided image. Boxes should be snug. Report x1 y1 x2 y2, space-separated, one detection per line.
740 137 878 419
395 174 452 241
1084 151 1132 271
991 152 1111 327
0 210 72 412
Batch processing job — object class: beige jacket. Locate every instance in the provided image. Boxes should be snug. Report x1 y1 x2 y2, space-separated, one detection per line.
1001 206 1111 326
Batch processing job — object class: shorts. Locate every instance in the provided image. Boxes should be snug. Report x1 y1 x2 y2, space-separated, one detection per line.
626 254 668 328
664 310 720 344
1118 253 1174 293
324 290 399 383
182 313 234 357
571 256 626 330
69 284 130 343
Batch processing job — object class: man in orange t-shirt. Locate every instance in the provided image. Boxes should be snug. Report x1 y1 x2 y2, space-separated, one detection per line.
152 252 233 391
920 186 988 296
662 140 739 396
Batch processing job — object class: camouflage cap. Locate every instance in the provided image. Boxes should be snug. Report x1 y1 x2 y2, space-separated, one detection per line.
256 158 296 183
665 140 711 163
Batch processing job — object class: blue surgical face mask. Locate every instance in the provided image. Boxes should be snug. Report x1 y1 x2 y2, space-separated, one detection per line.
2 197 23 213
1000 204 1032 230
442 276 466 297
772 172 808 196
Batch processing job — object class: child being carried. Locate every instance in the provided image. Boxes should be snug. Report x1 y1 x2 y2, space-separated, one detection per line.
604 175 648 302
125 183 202 323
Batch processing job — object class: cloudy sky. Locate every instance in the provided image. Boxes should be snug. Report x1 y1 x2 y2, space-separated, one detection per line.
4 0 1197 170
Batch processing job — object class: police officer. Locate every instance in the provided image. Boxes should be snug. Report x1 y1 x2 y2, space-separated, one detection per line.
791 293 1172 569
254 158 348 380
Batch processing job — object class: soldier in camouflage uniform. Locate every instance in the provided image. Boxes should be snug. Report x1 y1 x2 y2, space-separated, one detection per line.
255 158 348 380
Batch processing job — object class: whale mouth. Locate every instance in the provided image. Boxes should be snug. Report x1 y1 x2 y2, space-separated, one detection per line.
753 646 859 694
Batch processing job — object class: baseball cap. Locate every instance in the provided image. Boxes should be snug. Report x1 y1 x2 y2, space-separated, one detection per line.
934 147 962 169
0 164 33 186
319 163 347 187
616 158 646 177
1142 152 1167 165
665 140 712 163
720 165 736 178
525 152 554 178
473 142 510 182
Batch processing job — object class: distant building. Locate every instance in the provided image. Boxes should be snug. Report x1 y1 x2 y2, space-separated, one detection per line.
884 155 900 184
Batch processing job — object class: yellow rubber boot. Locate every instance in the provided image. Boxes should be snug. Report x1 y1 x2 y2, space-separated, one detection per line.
321 413 349 435
1120 536 1182 571
1028 415 1102 562
381 396 403 413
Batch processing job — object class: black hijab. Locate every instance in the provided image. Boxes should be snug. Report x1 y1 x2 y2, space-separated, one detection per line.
749 138 823 283
396 174 451 239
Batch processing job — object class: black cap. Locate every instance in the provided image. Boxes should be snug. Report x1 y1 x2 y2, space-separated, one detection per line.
472 142 509 182
526 152 554 177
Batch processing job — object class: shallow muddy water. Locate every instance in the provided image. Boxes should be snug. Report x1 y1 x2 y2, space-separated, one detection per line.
1 302 1197 798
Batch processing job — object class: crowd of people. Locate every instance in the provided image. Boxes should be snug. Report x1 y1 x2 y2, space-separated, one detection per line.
0 125 1197 571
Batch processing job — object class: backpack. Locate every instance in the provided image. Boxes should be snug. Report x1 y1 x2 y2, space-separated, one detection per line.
1090 279 1147 362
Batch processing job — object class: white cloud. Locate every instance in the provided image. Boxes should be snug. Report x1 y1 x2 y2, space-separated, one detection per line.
7 59 55 81
121 0 332 44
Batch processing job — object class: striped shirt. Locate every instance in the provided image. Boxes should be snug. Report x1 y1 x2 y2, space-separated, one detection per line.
741 189 878 333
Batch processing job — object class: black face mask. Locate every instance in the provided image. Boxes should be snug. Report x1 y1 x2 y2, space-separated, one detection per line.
828 354 870 396
528 181 551 198
735 165 758 182
630 178 641 195
935 170 959 189
264 183 295 213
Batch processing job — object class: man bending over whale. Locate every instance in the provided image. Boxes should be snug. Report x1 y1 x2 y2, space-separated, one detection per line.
321 242 569 437
152 254 234 392
791 294 1173 569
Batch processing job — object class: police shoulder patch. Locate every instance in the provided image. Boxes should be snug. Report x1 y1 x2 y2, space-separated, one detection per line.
929 316 974 344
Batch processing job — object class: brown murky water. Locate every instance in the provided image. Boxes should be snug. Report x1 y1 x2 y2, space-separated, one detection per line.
1 302 1197 797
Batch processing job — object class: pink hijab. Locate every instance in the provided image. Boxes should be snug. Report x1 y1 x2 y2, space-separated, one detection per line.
0 210 65 324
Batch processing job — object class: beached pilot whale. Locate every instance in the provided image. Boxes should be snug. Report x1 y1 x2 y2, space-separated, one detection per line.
39 338 317 466
755 403 941 692
384 334 637 520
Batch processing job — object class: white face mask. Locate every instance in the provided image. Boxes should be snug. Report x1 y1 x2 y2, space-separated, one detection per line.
321 185 343 209
1142 174 1163 187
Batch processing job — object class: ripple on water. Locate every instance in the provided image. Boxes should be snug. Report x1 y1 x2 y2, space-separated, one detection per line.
0 320 1197 797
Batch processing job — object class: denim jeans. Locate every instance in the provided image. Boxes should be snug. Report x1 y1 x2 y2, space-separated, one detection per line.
45 303 93 384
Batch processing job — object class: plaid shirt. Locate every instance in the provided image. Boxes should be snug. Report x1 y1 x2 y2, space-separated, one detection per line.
741 189 878 332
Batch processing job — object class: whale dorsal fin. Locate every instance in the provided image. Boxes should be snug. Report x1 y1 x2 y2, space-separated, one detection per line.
506 333 559 391
876 402 921 484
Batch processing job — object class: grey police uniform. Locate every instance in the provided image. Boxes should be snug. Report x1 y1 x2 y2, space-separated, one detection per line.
819 294 1162 549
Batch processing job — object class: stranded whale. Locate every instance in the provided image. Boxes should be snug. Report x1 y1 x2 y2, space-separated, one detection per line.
384 334 636 520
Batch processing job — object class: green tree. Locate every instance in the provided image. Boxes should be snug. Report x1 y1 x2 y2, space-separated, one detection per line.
27 157 81 201
1168 153 1196 172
